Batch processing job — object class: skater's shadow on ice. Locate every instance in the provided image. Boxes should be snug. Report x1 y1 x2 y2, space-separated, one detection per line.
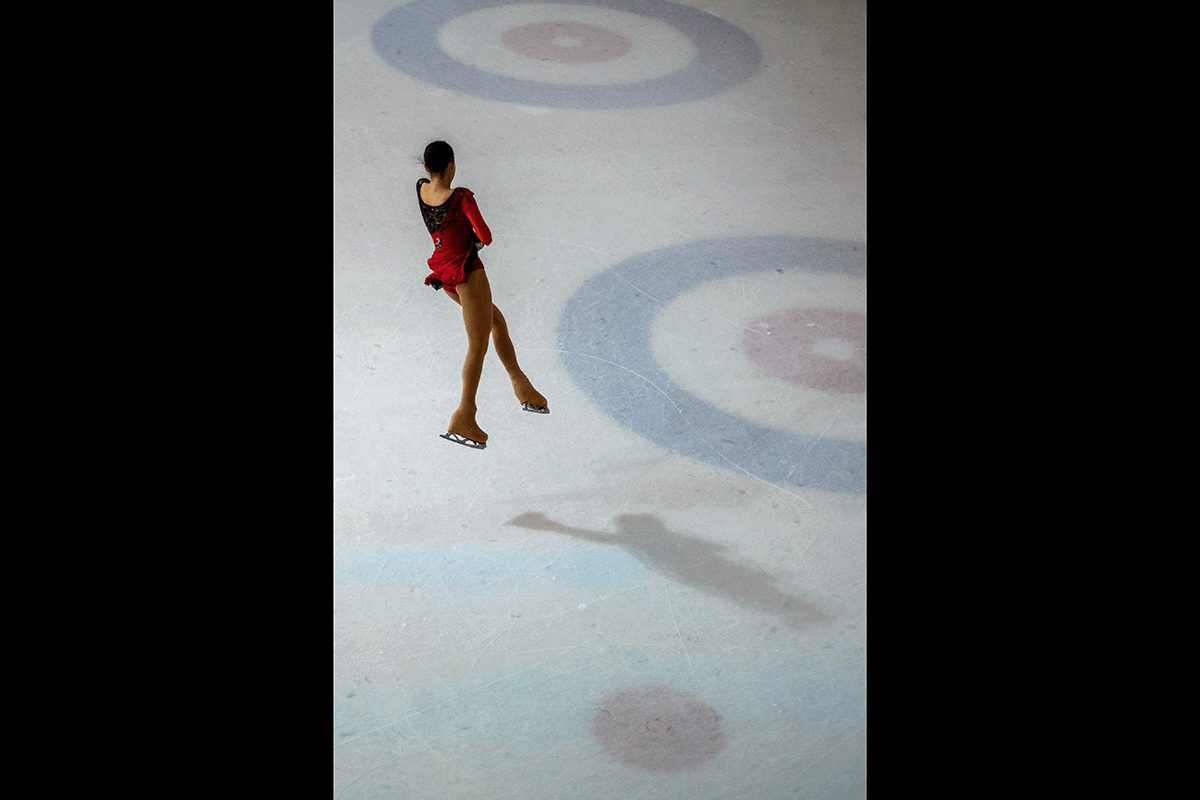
506 512 826 629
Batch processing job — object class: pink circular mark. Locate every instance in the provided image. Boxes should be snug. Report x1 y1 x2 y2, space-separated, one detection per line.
592 685 725 771
502 22 632 64
742 308 866 393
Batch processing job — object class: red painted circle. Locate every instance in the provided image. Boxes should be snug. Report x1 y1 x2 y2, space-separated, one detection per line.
592 685 725 771
741 308 866 393
502 21 632 63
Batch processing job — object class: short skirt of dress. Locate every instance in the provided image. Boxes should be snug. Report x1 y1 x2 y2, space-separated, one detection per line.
425 250 482 294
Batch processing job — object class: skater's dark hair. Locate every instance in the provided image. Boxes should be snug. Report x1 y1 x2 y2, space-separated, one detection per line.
423 141 455 174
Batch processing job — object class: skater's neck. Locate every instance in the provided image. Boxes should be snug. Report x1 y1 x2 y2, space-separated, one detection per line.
425 161 456 192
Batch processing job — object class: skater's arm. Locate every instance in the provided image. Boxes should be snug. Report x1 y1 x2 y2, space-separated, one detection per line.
462 191 492 246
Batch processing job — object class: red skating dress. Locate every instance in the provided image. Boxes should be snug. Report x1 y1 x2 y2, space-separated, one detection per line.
417 178 493 294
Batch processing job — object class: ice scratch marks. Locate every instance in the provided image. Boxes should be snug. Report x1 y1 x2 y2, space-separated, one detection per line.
465 620 512 672
558 348 684 412
505 232 614 281
334 718 402 748
554 347 818 505
739 109 799 139
408 714 450 763
338 542 650 673
332 756 399 800
664 581 696 683
354 551 393 627
333 299 385 429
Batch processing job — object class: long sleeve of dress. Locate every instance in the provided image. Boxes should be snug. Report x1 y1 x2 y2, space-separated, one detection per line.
461 191 492 246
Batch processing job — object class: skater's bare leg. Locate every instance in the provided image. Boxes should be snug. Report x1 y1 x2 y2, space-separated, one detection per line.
447 289 547 410
448 269 492 444
489 305 548 409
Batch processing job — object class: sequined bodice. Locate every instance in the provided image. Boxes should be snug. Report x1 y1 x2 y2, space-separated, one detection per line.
417 179 455 234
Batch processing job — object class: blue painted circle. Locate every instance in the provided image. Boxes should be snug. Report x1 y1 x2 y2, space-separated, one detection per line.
557 237 866 494
371 0 761 109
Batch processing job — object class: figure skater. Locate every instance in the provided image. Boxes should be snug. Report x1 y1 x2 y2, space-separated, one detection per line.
417 140 549 450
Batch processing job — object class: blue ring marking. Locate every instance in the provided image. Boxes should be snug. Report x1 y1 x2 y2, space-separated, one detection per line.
371 0 760 109
557 236 866 494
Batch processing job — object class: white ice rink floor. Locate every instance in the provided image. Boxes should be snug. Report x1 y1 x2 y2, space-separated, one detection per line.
334 1 865 797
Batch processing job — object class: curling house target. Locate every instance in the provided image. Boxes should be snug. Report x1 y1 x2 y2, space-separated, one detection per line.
558 236 867 494
372 0 760 108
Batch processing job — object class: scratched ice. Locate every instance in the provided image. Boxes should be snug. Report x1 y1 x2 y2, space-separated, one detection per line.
335 0 865 797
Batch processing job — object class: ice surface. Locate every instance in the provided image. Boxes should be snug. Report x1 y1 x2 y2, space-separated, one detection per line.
335 0 865 797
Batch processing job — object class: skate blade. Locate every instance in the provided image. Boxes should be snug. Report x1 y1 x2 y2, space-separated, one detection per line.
440 432 487 449
521 403 550 414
